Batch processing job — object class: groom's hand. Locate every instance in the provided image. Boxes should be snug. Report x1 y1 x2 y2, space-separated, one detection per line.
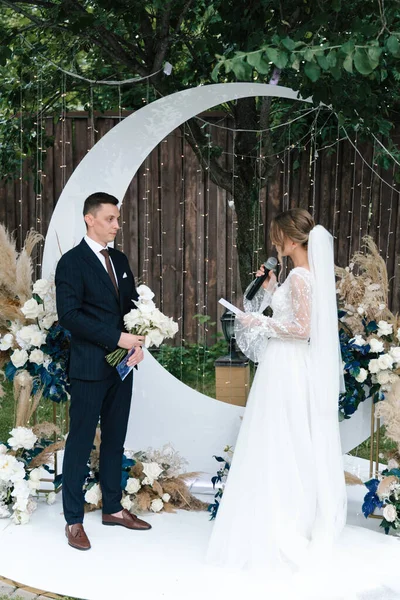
118 332 145 349
127 346 144 367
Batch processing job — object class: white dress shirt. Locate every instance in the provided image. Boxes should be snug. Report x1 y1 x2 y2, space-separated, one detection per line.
84 235 119 288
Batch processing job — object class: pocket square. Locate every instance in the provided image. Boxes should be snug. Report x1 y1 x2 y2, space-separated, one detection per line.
122 272 128 279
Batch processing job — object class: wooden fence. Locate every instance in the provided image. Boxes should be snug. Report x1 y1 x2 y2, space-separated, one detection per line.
1 112 399 344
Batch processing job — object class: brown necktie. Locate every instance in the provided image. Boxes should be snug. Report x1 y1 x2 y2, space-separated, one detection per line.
100 249 119 296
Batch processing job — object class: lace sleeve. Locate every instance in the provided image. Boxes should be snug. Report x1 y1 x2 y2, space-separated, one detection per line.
243 278 277 313
234 272 311 362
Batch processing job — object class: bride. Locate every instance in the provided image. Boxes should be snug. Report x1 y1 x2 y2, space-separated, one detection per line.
206 209 400 597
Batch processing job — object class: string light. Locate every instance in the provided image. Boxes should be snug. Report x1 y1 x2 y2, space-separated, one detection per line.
348 131 358 262
118 85 125 252
332 124 340 240
18 70 24 249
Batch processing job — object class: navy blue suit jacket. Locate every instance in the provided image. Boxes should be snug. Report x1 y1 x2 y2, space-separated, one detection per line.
55 239 138 381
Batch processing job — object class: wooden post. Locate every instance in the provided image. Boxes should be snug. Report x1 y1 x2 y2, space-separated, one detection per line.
214 358 250 407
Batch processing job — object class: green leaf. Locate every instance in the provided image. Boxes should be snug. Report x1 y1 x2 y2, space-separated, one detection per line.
326 50 337 68
343 52 353 73
304 48 315 62
368 46 382 63
281 37 296 51
387 35 400 57
246 50 271 74
341 40 355 55
304 61 321 82
265 47 288 69
354 48 376 75
231 56 253 80
316 53 329 70
211 62 222 82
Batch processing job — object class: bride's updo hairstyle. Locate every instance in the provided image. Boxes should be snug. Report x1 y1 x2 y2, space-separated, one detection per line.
270 208 315 252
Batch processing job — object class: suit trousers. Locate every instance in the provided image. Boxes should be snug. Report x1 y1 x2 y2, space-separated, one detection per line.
62 370 133 524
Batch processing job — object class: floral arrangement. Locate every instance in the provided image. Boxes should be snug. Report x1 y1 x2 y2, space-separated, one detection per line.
0 224 70 404
207 446 233 520
336 236 400 420
0 423 63 524
83 438 207 515
362 380 400 532
106 285 178 367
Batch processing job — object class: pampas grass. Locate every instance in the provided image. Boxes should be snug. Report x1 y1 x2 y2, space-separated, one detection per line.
0 223 18 299
344 471 363 486
376 380 400 451
32 421 60 439
13 370 34 427
29 439 65 468
14 230 44 304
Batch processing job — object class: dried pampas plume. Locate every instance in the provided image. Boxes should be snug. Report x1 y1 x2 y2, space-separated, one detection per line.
32 421 60 439
375 380 400 452
29 440 65 468
14 370 34 427
344 471 363 486
0 223 18 298
14 230 44 304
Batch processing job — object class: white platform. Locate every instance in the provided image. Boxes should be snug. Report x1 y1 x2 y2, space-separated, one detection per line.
1 456 400 600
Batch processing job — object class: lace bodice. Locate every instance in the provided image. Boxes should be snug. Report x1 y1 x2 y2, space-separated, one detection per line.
236 267 312 363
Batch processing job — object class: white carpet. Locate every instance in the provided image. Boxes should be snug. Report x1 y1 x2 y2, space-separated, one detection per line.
0 456 399 600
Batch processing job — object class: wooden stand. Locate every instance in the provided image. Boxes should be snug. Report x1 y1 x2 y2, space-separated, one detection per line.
214 358 250 407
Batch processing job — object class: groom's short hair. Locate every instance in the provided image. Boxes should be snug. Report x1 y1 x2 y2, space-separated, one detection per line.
83 192 119 216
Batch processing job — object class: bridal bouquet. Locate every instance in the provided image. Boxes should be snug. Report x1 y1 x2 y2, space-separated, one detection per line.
105 285 178 367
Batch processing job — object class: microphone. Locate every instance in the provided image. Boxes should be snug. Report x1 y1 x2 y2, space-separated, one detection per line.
245 257 278 301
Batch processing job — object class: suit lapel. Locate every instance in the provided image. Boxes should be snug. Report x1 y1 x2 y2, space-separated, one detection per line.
79 239 120 306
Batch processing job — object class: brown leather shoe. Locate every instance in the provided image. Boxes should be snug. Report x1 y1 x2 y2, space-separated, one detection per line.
65 523 91 550
102 508 152 530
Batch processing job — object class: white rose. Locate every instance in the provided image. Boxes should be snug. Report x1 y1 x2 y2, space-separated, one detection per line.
150 498 163 512
390 347 400 365
162 493 171 503
377 370 391 385
0 502 10 518
383 504 397 523
388 459 399 471
138 300 156 314
125 477 141 494
351 335 366 347
369 338 384 354
355 368 368 383
124 309 142 330
142 462 163 485
7 427 37 451
29 467 46 483
0 455 25 484
145 329 164 348
368 359 380 374
29 330 47 348
121 495 133 511
11 510 30 525
46 492 56 505
0 445 7 455
377 354 394 371
0 333 14 351
84 483 102 506
40 314 57 330
29 349 44 365
21 298 44 320
136 285 155 301
357 305 365 315
377 320 393 337
10 349 28 368
32 278 51 298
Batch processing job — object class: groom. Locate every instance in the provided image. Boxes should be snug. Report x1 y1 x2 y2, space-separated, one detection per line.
55 192 151 551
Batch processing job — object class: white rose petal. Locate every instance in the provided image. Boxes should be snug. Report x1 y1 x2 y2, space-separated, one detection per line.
29 467 46 482
388 459 399 471
390 347 400 365
7 427 37 451
21 298 44 320
368 358 381 374
0 502 10 518
355 368 368 383
84 483 102 506
369 338 384 354
46 492 56 505
125 477 141 494
136 285 155 301
121 495 133 511
29 349 44 365
0 333 14 351
142 462 163 484
32 279 51 298
40 314 57 330
351 335 366 347
383 504 397 523
29 331 47 348
11 510 30 525
377 320 393 337
10 349 28 368
150 498 163 513
377 354 394 371
145 329 164 348
0 445 7 455
162 493 171 503
137 300 156 314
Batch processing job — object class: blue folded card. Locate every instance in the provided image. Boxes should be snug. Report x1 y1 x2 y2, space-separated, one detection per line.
116 348 135 381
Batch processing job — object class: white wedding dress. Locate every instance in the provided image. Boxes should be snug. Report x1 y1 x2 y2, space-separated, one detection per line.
206 227 400 600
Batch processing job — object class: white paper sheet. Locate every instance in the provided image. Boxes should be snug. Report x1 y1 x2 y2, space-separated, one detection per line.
218 298 244 316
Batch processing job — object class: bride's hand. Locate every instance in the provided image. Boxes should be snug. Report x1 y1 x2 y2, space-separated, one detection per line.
256 265 277 289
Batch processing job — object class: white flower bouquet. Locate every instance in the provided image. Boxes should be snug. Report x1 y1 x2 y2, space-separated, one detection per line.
105 285 179 367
